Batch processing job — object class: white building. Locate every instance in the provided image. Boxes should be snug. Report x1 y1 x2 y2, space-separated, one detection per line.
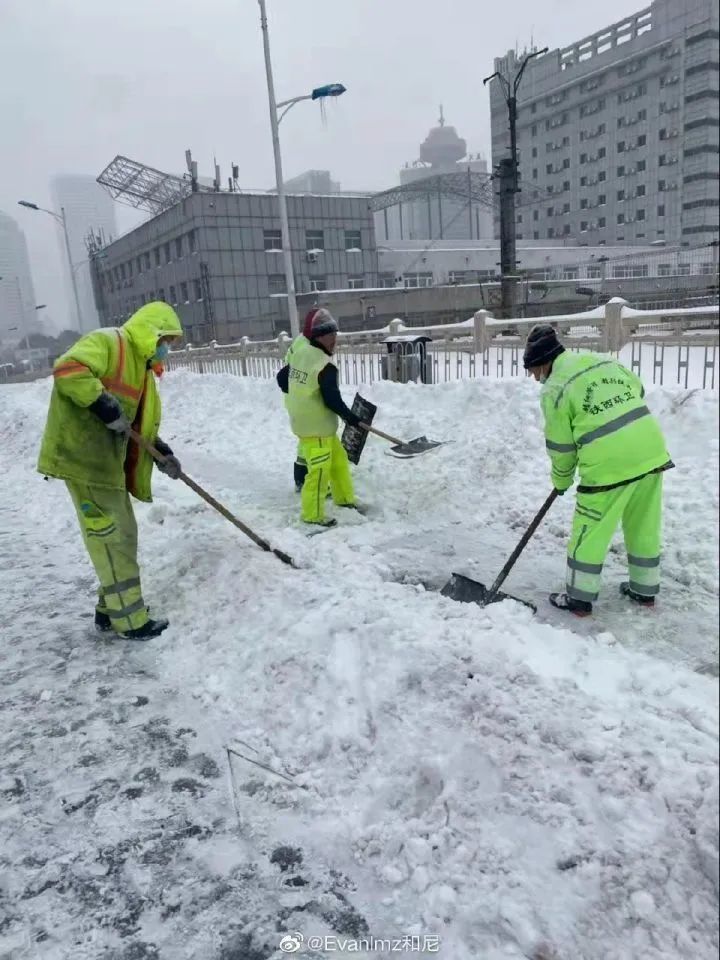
0 211 37 347
51 174 117 333
489 0 719 247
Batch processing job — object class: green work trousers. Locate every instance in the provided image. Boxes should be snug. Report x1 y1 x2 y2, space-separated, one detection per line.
66 481 149 633
566 472 663 603
297 435 354 523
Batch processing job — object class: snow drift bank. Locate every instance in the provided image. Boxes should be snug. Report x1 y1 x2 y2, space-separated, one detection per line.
0 373 718 960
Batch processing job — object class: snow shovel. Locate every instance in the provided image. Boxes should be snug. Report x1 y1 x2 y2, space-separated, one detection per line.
129 430 295 567
440 489 559 612
361 424 445 458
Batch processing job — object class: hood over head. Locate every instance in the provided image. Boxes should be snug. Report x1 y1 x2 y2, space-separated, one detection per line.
122 302 183 361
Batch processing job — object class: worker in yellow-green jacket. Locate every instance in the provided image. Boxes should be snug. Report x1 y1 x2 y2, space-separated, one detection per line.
524 324 673 617
38 302 184 640
276 308 362 527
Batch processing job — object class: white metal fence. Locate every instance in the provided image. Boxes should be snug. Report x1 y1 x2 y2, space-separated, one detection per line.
166 297 719 390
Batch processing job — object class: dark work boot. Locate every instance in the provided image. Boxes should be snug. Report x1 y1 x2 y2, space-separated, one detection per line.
620 582 655 607
549 592 593 617
119 618 169 641
95 610 113 633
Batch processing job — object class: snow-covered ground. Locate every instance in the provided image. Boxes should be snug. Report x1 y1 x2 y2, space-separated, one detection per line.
1 371 718 960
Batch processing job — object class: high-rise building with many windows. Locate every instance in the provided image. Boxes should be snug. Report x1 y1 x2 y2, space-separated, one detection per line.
489 0 719 247
51 174 117 332
0 211 36 346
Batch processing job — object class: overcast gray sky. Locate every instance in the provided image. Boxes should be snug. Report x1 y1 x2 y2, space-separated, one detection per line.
1 0 642 331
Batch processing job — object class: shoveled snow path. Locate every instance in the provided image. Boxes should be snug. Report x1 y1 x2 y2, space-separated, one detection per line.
0 373 717 960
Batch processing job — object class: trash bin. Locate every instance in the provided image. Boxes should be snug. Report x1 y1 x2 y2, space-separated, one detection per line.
381 335 433 384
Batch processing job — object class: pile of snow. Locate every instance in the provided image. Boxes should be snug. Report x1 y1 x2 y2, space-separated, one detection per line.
0 371 717 959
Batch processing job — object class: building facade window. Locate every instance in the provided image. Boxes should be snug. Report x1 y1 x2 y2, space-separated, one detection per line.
169 284 177 304
344 230 362 251
347 277 365 289
175 237 183 259
306 229 324 251
194 279 203 301
403 272 433 288
309 277 327 292
264 229 282 251
180 281 190 303
164 242 171 264
268 274 286 295
188 229 197 254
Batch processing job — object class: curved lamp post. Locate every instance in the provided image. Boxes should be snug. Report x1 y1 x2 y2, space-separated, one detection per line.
18 199 83 331
258 0 346 337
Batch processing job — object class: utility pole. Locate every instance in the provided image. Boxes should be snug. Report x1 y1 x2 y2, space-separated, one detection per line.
484 47 548 318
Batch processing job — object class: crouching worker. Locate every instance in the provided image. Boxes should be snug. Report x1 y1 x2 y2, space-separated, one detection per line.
524 324 673 617
277 308 362 527
37 302 184 640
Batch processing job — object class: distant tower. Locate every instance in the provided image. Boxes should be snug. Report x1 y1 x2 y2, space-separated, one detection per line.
387 110 492 241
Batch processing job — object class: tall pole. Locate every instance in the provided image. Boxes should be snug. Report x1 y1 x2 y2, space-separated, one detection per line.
258 0 299 338
60 207 83 332
14 277 33 372
485 46 547 319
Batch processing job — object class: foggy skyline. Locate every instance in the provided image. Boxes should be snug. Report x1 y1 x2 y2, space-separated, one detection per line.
1 0 647 331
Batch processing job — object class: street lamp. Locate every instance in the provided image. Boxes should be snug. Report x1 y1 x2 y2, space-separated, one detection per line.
18 199 83 331
484 47 548 316
258 0 346 337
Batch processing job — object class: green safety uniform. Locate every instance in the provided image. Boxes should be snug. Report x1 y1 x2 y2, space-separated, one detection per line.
284 335 354 523
541 350 672 603
38 303 183 633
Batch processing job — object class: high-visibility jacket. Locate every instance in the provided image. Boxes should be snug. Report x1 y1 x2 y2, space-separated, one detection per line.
284 335 338 438
541 350 670 491
37 302 183 502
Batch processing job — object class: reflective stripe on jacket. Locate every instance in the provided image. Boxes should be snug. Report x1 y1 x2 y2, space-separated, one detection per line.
540 351 670 491
37 302 182 502
284 335 339 438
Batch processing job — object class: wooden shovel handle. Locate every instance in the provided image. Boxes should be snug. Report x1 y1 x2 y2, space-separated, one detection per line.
360 423 406 447
128 429 295 567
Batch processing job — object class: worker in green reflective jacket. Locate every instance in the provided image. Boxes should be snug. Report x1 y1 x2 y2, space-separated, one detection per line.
37 302 184 640
276 308 362 528
524 324 673 617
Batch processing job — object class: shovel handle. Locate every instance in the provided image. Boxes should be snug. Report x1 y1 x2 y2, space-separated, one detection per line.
485 489 559 602
361 423 407 447
128 429 295 567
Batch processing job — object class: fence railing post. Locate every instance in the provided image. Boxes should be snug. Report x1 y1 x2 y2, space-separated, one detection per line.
603 297 628 353
473 310 489 355
277 331 291 359
388 317 403 336
240 336 250 376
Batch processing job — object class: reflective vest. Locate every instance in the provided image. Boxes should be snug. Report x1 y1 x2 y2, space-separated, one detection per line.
39 331 159 500
284 336 338 438
541 351 670 490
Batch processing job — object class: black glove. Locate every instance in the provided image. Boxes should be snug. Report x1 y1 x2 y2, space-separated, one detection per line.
154 439 182 479
89 393 130 434
344 411 363 429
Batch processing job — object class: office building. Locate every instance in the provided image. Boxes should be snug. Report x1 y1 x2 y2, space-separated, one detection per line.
0 211 37 346
489 0 719 246
279 170 341 194
92 189 377 342
51 174 117 332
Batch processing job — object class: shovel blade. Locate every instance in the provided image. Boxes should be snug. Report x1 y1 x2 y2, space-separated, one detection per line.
389 435 444 457
440 573 537 613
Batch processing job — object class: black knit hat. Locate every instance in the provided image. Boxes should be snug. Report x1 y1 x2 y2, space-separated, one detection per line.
523 323 565 370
